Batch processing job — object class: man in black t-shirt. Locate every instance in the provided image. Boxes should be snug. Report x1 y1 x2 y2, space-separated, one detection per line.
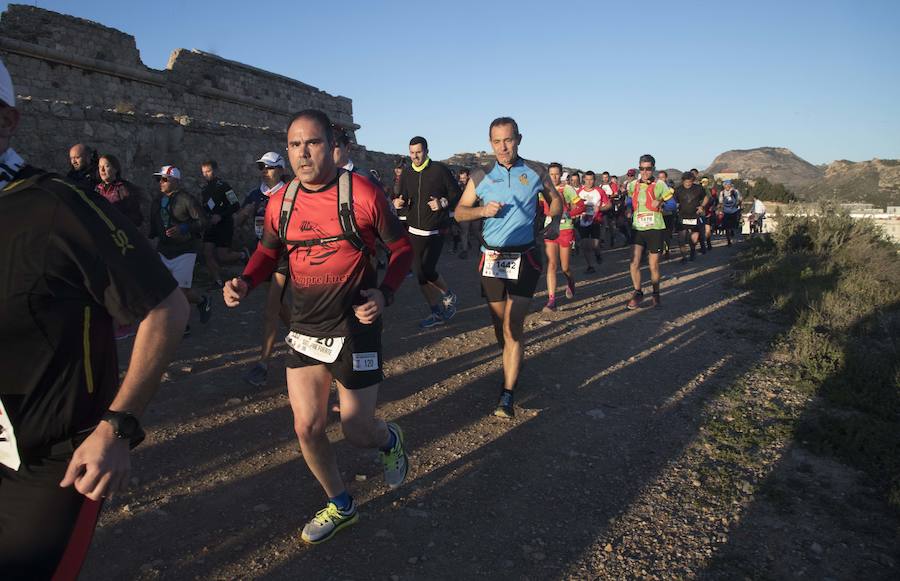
673 172 709 262
200 160 245 288
0 57 189 579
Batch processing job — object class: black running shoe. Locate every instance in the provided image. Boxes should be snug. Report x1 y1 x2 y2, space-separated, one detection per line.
494 390 514 419
198 295 212 324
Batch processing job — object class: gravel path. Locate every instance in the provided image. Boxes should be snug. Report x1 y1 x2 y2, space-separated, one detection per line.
81 240 900 580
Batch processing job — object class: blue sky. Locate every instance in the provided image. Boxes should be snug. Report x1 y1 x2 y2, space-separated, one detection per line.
6 0 899 172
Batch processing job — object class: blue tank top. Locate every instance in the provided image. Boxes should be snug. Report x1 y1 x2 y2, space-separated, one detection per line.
471 158 549 249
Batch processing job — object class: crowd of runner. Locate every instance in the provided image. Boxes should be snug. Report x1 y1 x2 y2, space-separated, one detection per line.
0 57 767 577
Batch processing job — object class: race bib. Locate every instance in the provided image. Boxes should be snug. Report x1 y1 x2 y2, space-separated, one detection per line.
225 190 239 205
636 212 655 228
482 251 521 280
285 332 345 363
206 198 216 211
681 218 698 226
254 216 265 239
0 397 21 471
352 352 379 372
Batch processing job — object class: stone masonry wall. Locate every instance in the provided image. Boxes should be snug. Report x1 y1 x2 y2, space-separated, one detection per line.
0 4 402 230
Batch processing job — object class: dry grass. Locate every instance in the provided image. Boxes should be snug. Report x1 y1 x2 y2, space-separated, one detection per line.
737 205 900 509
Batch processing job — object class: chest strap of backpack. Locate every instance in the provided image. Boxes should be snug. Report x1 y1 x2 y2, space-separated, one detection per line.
278 170 367 255
631 180 656 212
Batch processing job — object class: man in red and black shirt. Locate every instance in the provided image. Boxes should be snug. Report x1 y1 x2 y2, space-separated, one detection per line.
224 109 413 544
0 57 189 579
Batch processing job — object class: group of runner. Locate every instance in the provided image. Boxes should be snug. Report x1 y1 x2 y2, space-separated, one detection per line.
0 53 761 578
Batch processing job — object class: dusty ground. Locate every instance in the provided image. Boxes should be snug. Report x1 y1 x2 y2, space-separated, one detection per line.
81 238 899 580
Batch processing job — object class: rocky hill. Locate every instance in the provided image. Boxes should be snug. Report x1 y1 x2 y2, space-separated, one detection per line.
803 158 900 207
704 147 824 190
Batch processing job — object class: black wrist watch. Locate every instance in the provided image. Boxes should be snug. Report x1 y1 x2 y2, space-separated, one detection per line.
102 411 146 449
378 285 395 307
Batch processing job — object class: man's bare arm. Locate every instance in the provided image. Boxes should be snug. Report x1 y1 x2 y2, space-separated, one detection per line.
60 288 189 500
453 180 485 222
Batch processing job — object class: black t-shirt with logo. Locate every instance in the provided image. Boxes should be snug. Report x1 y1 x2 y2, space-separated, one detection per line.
201 177 240 230
674 184 708 219
0 166 177 455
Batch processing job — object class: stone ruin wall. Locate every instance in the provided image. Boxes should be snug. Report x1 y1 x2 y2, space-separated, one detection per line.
0 4 402 228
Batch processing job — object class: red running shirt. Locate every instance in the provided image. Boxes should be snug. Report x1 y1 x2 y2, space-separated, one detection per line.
260 172 408 337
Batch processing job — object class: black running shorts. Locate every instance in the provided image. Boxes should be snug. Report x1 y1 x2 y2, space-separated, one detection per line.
576 222 604 240
203 219 234 248
285 319 383 390
633 229 665 254
677 216 704 234
480 248 542 302
723 212 740 231
0 456 103 580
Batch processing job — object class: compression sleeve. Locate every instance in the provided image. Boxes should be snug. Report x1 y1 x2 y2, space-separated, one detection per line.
241 242 280 290
379 236 413 294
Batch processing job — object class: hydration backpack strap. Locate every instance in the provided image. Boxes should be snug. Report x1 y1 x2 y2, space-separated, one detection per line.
278 171 367 255
632 180 656 212
337 169 367 253
278 179 302 242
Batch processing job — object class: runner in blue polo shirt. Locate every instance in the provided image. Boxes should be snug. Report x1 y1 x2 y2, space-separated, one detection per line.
454 116 562 419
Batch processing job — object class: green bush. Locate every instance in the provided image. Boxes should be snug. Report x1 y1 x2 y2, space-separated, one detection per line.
734 177 797 203
739 206 900 509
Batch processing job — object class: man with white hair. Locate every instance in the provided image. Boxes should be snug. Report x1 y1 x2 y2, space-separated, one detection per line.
0 57 189 578
235 151 292 387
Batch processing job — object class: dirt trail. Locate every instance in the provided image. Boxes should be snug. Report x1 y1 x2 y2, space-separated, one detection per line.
81 241 899 580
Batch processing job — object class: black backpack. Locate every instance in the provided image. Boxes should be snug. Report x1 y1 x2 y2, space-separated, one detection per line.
277 169 366 255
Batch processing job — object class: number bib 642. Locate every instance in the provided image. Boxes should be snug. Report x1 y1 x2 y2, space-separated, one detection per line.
285 332 346 363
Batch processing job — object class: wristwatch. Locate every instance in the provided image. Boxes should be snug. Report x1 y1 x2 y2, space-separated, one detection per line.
102 411 146 449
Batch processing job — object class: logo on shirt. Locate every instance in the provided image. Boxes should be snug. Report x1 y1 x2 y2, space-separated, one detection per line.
519 174 529 186
112 229 135 256
298 220 339 266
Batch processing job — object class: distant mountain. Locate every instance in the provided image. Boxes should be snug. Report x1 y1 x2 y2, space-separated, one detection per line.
704 147 824 190
804 159 900 207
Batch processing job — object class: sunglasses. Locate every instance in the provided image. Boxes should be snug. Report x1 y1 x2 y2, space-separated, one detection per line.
156 176 170 183
639 166 654 171
257 163 279 171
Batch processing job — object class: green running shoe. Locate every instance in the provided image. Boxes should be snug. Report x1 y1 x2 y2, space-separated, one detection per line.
300 500 359 544
381 422 409 489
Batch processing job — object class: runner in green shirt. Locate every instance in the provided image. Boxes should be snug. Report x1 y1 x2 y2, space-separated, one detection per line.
626 154 672 309
541 162 584 312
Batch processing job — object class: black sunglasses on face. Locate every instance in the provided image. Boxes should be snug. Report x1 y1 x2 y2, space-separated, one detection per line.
639 166 654 171
257 163 279 171
156 176 170 183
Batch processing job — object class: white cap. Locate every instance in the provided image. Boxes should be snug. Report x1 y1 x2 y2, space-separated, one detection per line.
256 151 285 168
561 172 569 181
0 57 14 107
153 165 182 179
